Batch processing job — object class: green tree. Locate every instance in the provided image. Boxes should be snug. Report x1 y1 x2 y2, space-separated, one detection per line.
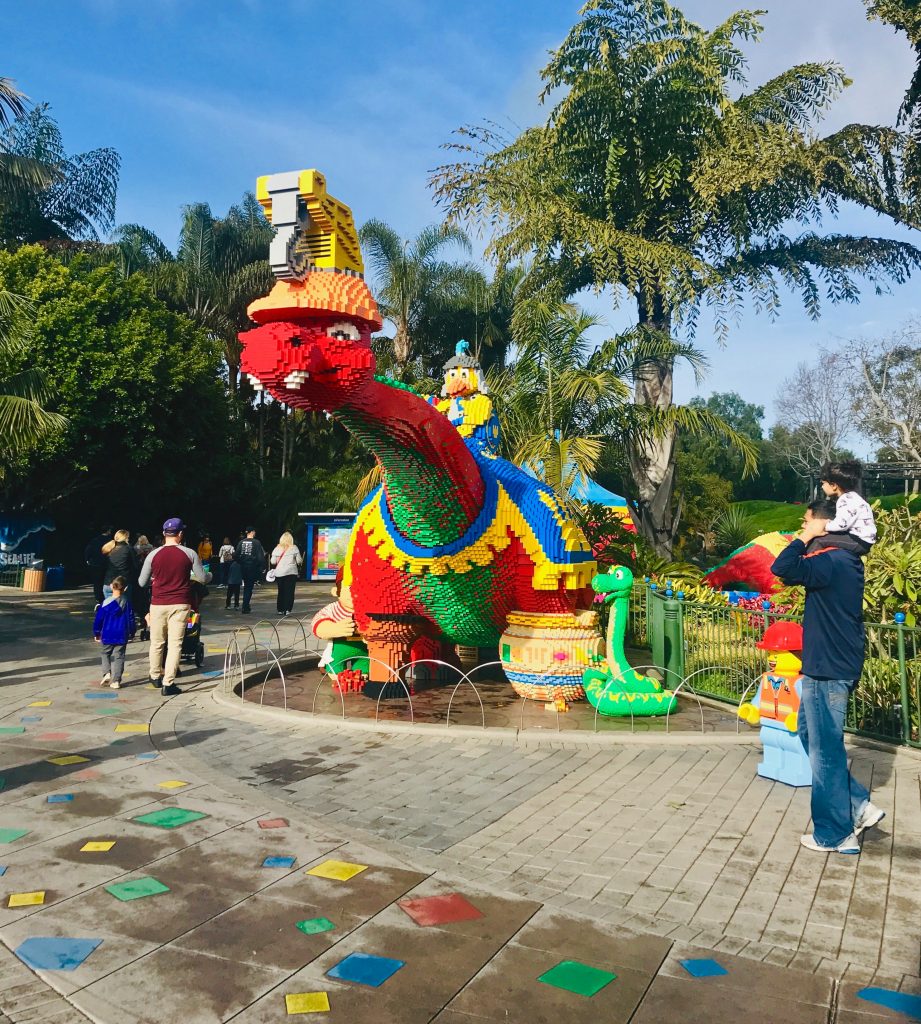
358 219 473 378
0 286 66 465
432 0 921 553
0 104 119 246
0 245 229 526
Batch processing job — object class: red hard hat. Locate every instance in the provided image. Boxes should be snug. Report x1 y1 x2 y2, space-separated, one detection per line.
756 620 803 651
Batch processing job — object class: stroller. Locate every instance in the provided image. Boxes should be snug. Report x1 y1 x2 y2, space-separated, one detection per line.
180 579 208 667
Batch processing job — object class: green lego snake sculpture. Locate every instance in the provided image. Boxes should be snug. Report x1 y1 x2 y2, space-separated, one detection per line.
582 565 677 716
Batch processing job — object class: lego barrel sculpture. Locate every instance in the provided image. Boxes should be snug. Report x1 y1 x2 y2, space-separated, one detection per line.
499 611 603 701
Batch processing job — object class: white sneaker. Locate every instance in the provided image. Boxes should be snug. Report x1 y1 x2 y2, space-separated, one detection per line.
800 832 860 854
109 679 121 689
101 672 111 685
855 802 885 834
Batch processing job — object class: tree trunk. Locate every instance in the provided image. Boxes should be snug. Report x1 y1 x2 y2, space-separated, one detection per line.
628 292 676 557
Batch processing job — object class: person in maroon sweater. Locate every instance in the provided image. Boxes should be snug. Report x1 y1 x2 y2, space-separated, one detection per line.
138 517 206 696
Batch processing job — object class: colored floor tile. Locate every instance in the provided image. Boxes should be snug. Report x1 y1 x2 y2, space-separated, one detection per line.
306 860 368 882
105 876 170 901
72 768 102 781
538 960 617 997
285 992 330 1014
20 715 42 722
0 726 26 735
98 707 122 715
132 807 208 829
263 856 297 869
115 723 149 733
46 755 88 766
38 733 71 742
84 692 118 700
0 867 6 876
0 829 30 844
857 987 921 1019
14 937 102 971
157 780 189 789
81 841 115 852
295 917 336 935
136 752 159 761
47 793 74 803
327 951 404 988
8 890 45 907
398 892 484 927
258 817 288 829
201 670 223 678
27 701 52 707
680 958 728 978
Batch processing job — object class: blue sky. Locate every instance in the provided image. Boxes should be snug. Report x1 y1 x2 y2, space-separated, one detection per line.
4 0 919 439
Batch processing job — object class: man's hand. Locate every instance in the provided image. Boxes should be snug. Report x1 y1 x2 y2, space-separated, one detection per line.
798 517 828 544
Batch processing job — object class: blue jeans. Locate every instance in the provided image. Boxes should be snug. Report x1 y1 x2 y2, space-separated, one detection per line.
798 677 870 845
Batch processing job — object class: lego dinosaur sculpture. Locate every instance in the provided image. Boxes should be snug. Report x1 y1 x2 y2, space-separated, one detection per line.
240 170 611 694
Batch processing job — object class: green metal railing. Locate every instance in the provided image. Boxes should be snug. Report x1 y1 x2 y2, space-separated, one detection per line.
629 583 920 748
0 566 25 588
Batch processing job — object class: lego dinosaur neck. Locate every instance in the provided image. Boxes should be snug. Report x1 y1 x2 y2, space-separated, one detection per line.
337 378 485 545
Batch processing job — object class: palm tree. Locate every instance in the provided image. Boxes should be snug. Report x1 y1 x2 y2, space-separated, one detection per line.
358 220 473 378
432 0 921 552
0 104 119 246
0 77 27 127
0 289 66 470
492 294 756 524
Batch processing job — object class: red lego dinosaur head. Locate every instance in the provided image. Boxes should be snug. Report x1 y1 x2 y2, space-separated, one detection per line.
239 275 383 410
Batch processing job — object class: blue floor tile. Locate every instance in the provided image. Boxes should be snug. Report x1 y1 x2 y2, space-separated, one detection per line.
327 952 405 988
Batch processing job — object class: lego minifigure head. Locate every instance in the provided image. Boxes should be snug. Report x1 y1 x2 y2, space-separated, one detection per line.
441 340 486 398
767 649 802 674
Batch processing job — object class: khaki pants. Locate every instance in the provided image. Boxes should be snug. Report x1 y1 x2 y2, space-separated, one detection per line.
148 603 189 686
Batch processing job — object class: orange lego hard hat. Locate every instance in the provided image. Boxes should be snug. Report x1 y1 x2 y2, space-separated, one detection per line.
756 620 804 651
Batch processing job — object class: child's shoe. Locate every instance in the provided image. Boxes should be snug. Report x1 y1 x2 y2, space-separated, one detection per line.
101 672 111 686
109 679 121 689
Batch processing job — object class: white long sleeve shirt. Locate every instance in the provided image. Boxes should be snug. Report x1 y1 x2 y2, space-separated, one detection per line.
826 491 877 546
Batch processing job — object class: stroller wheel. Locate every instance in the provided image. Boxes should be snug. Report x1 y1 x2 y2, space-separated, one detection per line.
195 642 204 667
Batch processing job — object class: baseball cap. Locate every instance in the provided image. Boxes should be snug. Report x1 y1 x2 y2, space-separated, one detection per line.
162 517 186 535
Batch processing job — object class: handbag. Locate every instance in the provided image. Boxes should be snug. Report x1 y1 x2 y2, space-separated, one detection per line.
266 569 277 583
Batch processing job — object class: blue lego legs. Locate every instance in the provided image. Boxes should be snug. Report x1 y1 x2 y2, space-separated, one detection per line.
757 720 812 787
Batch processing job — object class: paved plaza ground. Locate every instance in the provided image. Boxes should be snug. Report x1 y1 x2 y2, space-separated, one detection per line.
0 583 919 1023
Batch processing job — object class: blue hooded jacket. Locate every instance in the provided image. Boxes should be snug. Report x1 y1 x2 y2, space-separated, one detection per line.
771 538 865 680
93 595 136 646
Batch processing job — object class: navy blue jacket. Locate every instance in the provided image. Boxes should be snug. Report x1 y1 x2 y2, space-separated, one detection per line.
771 538 865 680
93 595 136 646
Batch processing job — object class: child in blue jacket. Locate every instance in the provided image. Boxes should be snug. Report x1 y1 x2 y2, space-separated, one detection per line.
92 576 135 688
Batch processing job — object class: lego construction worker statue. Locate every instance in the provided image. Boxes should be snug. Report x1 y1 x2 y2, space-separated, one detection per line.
430 340 501 456
738 620 812 787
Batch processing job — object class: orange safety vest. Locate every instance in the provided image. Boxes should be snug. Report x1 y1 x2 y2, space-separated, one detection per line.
757 670 801 723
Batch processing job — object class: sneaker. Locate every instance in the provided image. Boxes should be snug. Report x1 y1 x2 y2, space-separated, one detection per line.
109 679 121 689
800 832 860 854
855 802 886 834
161 683 181 697
241 608 251 614
101 672 111 686
147 677 163 690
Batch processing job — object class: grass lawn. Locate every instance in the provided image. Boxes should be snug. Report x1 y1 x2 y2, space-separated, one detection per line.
734 494 920 536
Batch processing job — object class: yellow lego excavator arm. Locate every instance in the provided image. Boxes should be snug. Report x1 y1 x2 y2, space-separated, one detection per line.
256 169 364 279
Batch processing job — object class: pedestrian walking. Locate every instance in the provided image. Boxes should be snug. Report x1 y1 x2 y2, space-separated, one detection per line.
134 534 153 561
771 498 886 854
138 517 206 696
102 530 139 609
269 531 303 616
92 575 135 689
217 536 234 587
84 525 112 607
197 534 213 575
235 528 266 615
225 556 243 609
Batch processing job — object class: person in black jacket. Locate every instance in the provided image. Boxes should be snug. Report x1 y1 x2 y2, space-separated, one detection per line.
235 528 266 615
102 530 139 633
771 499 885 855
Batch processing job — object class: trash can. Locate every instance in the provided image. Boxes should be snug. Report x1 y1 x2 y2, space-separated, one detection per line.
23 568 46 593
46 565 65 591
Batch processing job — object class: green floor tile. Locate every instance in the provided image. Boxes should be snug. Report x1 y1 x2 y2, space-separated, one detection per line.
538 960 616 998
295 916 336 935
132 807 208 829
105 876 170 901
0 727 26 735
0 828 29 844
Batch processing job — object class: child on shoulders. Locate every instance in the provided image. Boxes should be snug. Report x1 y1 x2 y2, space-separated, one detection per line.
819 460 877 555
